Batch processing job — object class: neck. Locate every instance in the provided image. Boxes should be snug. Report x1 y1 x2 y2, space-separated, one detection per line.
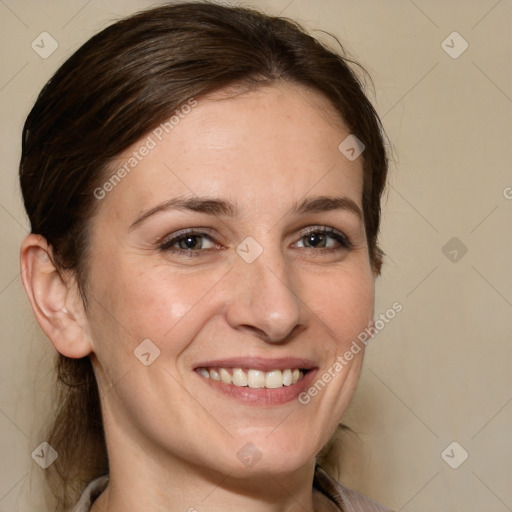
92 462 322 512
91 418 324 512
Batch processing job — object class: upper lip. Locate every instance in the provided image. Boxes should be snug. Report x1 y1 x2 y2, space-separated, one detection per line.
193 357 317 372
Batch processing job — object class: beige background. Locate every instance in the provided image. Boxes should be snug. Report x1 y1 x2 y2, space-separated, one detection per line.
1 0 511 510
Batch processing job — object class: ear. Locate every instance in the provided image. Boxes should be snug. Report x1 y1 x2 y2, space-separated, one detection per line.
20 234 93 358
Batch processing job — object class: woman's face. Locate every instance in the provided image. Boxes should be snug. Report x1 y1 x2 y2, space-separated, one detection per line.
85 83 375 478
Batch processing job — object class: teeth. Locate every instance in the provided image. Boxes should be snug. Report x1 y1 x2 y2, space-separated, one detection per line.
198 368 210 379
209 369 220 381
265 370 283 389
219 368 232 384
232 368 247 387
198 367 304 388
282 369 292 386
247 369 265 388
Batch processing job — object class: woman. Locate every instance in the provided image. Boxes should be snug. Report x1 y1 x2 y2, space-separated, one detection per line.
19 2 392 511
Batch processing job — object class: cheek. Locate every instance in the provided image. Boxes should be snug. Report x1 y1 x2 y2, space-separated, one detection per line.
88 255 228 359
307 265 375 348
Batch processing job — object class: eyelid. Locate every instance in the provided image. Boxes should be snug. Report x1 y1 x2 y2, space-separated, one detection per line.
295 225 353 249
158 224 353 256
157 226 217 245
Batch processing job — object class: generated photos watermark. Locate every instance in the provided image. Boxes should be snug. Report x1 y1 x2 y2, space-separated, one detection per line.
298 301 403 405
94 97 198 200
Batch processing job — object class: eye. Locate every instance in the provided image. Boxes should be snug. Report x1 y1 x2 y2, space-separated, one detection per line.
159 229 219 255
295 226 352 251
158 226 352 257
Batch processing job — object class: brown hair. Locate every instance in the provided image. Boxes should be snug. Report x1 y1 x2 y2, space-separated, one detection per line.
19 1 388 509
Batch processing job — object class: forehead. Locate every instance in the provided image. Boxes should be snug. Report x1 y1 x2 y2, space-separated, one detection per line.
98 82 364 222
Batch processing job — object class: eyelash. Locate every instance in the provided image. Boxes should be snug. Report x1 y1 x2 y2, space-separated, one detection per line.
158 226 353 257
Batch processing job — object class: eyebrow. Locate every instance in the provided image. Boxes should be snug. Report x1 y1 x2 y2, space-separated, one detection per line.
129 194 362 230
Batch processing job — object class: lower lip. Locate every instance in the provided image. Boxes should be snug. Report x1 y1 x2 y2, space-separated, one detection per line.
196 370 318 406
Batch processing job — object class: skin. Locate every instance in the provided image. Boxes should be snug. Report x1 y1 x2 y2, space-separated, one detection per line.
21 82 376 512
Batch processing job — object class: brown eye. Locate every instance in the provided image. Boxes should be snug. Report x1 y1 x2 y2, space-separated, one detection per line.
296 227 352 250
159 230 218 253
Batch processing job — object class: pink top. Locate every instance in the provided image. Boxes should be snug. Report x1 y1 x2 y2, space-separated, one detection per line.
71 466 394 511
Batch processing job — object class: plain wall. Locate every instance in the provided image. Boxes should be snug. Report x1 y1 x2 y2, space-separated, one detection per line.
1 1 511 510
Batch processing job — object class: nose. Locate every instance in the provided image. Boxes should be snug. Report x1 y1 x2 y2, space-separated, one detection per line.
224 246 306 344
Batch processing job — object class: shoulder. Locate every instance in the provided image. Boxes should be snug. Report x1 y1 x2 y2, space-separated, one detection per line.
314 465 396 512
73 469 395 512
70 475 109 512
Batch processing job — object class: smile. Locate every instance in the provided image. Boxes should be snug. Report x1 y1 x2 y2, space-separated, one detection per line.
193 357 317 405
196 367 305 389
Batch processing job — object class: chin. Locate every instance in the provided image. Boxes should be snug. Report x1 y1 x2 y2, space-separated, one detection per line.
222 432 320 478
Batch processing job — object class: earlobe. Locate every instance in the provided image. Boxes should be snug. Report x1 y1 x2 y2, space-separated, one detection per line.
20 234 93 359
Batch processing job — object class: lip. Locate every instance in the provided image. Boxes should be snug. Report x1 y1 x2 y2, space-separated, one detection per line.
193 357 318 406
193 357 316 372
